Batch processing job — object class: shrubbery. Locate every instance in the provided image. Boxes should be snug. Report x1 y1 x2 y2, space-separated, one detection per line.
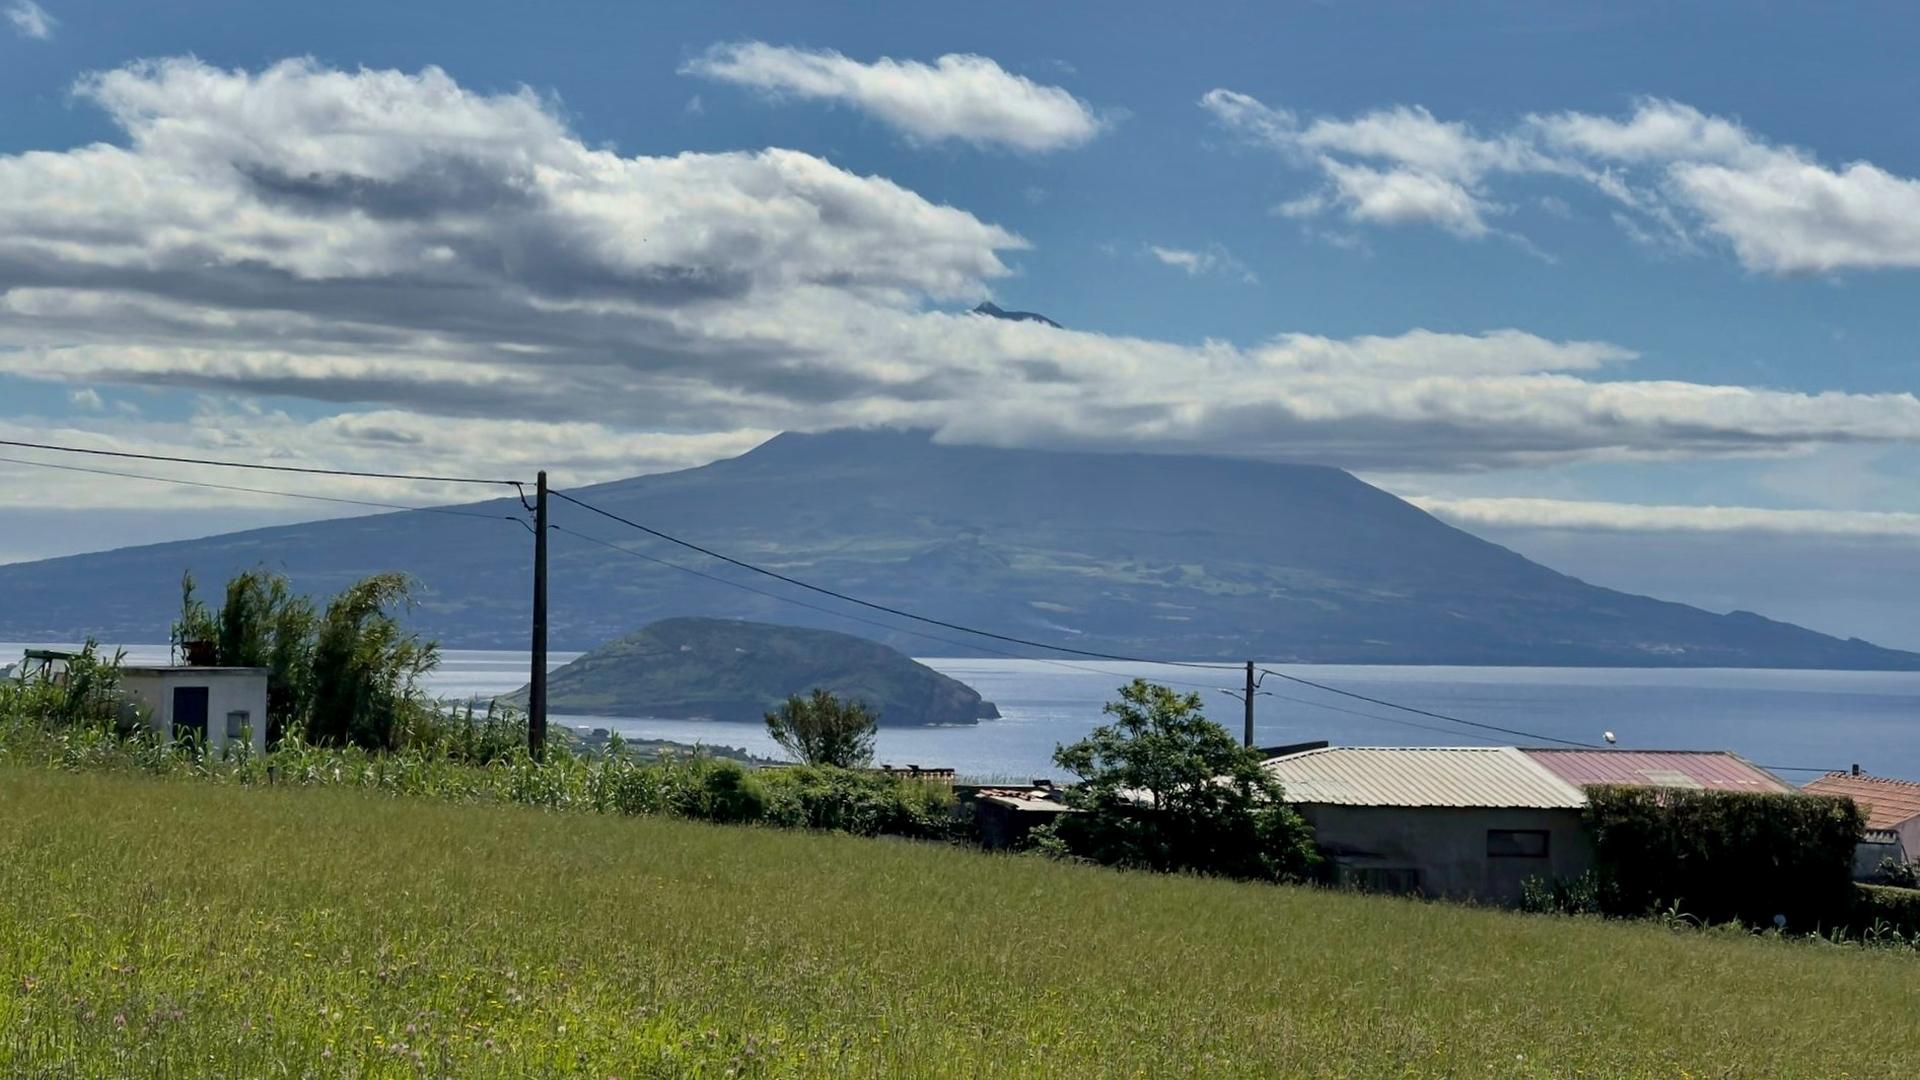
1855 884 1920 937
1584 785 1863 929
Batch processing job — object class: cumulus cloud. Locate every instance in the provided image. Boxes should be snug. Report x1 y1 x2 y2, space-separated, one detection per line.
1146 243 1256 283
683 42 1107 152
1205 91 1920 273
1413 496 1920 539
5 58 1920 514
5 0 52 39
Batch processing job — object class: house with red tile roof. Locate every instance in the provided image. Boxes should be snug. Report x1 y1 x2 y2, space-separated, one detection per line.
1801 771 1920 876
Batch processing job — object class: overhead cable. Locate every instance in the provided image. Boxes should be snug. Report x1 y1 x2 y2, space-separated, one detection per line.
550 488 1237 671
0 453 528 524
0 437 521 486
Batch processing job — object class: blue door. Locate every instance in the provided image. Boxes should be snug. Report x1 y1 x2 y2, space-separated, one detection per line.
172 686 209 745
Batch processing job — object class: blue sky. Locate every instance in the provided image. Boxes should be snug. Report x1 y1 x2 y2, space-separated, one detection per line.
3 1 1918 646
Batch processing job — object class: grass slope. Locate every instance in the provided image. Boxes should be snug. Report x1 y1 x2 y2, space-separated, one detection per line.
2 769 1916 1078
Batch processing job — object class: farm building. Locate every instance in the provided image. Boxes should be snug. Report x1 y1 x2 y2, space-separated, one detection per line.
1264 745 1799 904
963 784 1076 850
117 665 270 756
1800 771 1920 876
1262 746 1591 903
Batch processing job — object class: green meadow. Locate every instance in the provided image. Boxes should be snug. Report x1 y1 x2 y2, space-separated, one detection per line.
2 768 1917 1078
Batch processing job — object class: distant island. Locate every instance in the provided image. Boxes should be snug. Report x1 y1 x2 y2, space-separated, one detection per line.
504 617 1001 726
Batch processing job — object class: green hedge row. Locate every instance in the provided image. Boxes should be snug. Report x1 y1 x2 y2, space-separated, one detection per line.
1854 884 1920 936
1584 785 1863 929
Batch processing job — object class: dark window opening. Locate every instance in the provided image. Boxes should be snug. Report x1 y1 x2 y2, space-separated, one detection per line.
1487 829 1550 858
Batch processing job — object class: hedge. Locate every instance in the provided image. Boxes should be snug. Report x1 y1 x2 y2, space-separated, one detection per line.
1854 884 1920 936
1584 785 1863 930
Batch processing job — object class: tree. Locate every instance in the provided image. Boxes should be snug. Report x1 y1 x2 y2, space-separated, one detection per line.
765 688 877 769
307 573 439 751
1049 679 1317 882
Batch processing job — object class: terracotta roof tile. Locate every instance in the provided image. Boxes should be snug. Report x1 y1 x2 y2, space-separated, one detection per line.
1801 773 1920 830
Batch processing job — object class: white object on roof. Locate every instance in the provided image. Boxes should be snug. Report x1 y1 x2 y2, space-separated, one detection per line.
1262 746 1586 809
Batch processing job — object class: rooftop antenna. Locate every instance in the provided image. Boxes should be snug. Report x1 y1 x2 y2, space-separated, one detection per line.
1603 731 1617 745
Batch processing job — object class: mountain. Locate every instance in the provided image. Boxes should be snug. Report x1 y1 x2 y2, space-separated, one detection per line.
2 427 1916 669
971 301 1062 328
504 617 999 726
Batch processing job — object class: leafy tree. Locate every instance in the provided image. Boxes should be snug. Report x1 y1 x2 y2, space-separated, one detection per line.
307 573 439 751
764 688 877 769
1048 679 1317 882
214 569 317 741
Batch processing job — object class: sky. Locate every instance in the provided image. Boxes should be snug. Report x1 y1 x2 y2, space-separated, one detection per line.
2 1 1918 647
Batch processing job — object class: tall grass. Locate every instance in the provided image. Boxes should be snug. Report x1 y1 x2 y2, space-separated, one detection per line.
3 768 1919 1077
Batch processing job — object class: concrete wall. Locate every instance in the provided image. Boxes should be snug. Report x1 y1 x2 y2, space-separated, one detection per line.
119 670 268 756
1298 804 1593 905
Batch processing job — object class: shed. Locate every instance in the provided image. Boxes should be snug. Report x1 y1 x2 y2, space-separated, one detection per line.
117 666 269 756
1263 746 1591 904
963 785 1076 850
1801 772 1920 876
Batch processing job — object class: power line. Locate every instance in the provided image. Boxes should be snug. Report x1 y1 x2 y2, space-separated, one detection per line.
0 437 521 486
1260 667 1600 748
550 488 1238 671
0 453 529 524
549 523 1227 692
1264 689 1505 745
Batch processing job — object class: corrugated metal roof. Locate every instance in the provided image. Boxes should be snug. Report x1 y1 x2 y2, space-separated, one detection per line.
1522 749 1791 794
1802 773 1920 830
1261 746 1586 809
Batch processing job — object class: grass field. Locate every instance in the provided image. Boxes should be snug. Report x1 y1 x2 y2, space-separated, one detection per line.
3 769 1918 1078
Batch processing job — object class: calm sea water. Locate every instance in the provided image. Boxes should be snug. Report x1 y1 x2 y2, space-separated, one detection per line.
19 642 1915 783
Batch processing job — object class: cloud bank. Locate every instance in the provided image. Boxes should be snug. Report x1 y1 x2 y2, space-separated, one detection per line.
1414 496 1920 539
683 42 1107 152
3 58 1920 512
1204 91 1920 273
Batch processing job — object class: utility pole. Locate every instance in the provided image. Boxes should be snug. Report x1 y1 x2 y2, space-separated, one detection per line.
1244 661 1256 749
529 469 548 760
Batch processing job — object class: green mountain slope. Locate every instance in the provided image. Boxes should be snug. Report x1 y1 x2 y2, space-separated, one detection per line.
506 617 998 726
1 427 1915 669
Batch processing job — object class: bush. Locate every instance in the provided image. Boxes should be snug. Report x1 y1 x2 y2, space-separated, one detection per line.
1854 884 1920 937
1520 871 1604 916
1584 785 1862 929
760 765 960 840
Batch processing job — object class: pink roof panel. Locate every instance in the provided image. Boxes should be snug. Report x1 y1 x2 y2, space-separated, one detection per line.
1521 749 1791 794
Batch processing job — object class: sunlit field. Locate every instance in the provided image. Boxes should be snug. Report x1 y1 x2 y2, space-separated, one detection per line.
3 768 1917 1078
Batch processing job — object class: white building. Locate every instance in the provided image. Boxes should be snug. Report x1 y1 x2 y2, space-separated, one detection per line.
118 665 270 756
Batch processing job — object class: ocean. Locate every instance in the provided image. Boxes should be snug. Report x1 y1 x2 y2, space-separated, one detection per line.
18 643 1913 783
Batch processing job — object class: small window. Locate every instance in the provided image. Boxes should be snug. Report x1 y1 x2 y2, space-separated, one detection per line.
1487 829 1550 858
225 711 250 740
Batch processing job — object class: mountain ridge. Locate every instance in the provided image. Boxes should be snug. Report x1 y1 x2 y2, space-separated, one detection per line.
1 427 1914 670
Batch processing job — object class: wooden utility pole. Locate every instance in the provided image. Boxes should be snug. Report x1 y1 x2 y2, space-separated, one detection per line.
529 470 549 760
1243 660 1256 749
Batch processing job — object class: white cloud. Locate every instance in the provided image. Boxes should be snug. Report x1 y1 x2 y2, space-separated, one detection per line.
1146 243 1256 283
683 42 1107 152
5 58 1920 513
1205 92 1920 274
66 387 102 410
1412 496 1920 539
5 0 52 39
